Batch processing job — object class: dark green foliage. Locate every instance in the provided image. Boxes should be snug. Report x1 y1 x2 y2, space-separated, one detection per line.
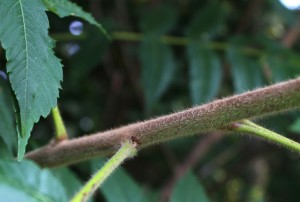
0 82 16 153
186 2 226 39
171 171 209 202
188 42 221 104
290 118 300 133
0 0 63 159
91 159 151 202
226 37 265 93
140 36 175 112
140 5 177 35
51 167 82 199
0 160 68 201
1 0 300 201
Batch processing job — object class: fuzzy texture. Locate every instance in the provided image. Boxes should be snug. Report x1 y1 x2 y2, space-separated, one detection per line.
26 78 300 167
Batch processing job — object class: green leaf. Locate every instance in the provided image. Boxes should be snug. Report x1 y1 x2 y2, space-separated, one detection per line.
290 118 300 133
91 159 148 202
51 167 82 199
186 2 225 39
0 0 63 159
140 4 177 34
227 39 264 93
0 82 17 154
266 50 300 82
0 138 13 159
140 36 175 112
42 0 109 38
0 160 68 202
101 168 146 202
188 42 221 104
171 171 209 202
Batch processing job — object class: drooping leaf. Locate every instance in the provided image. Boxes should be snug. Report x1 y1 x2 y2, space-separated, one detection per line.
188 42 222 104
171 171 209 202
0 81 17 154
42 0 109 38
0 160 68 202
91 159 148 202
227 38 264 93
140 36 175 112
51 167 82 199
0 0 63 159
140 4 177 34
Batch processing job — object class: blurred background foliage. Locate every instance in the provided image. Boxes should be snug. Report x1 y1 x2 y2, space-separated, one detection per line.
1 0 300 201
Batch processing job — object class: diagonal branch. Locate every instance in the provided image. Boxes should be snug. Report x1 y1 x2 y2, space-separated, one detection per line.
26 78 300 167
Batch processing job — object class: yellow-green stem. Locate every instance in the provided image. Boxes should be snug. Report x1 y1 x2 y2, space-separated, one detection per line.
51 106 68 141
232 120 300 152
71 140 137 202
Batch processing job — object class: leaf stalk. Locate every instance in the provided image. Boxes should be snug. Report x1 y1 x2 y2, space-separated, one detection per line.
71 140 137 202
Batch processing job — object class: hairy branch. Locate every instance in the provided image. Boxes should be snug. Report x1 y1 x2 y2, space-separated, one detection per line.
26 78 300 167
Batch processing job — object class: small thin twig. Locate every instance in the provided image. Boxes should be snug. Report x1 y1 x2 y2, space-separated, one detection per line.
71 140 137 202
25 78 300 167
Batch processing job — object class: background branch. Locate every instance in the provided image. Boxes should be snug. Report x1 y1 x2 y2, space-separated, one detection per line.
26 78 300 167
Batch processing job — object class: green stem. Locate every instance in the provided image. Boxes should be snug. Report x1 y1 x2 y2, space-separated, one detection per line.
51 106 68 141
51 31 263 57
111 31 263 56
231 120 300 152
71 140 137 202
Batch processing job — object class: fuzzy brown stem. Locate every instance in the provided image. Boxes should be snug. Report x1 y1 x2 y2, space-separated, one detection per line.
26 78 300 167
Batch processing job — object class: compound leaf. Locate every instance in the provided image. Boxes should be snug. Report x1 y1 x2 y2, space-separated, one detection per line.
0 0 63 159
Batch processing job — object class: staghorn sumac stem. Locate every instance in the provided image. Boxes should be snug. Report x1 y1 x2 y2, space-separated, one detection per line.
26 78 300 167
